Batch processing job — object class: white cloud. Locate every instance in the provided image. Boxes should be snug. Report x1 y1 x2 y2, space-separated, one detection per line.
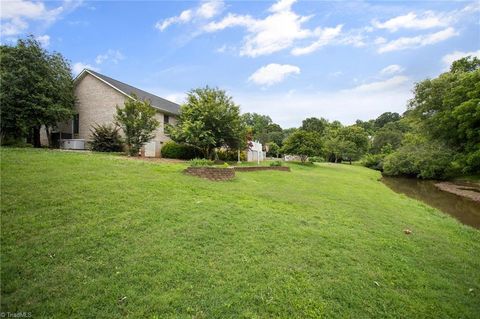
197 0 224 19
378 27 458 53
248 63 300 86
95 49 125 65
205 0 341 57
35 34 50 47
234 76 412 127
348 76 409 93
155 0 224 31
72 62 99 76
374 37 387 45
0 0 83 36
205 0 314 57
380 64 404 75
442 50 480 70
291 25 343 56
372 11 450 32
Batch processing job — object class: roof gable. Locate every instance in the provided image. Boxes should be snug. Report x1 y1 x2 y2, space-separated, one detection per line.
74 69 180 115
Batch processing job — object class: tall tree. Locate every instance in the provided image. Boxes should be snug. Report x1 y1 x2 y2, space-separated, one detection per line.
168 87 246 159
281 130 322 163
301 117 328 135
115 95 160 156
0 36 75 147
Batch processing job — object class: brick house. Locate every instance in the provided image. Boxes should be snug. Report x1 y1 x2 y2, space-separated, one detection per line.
41 69 180 157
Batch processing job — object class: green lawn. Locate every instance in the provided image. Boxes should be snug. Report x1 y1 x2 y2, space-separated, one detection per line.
1 148 479 318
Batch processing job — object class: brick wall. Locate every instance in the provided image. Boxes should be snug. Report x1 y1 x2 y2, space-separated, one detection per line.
74 73 175 151
184 167 235 181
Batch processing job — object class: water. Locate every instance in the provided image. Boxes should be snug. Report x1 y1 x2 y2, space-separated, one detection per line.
381 177 480 229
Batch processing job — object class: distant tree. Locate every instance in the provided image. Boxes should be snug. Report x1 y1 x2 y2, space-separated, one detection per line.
267 131 285 147
115 95 159 156
267 142 280 158
0 36 75 147
168 87 246 159
355 119 376 135
281 130 322 163
374 112 401 129
301 117 328 135
323 125 369 163
371 121 409 154
242 112 283 145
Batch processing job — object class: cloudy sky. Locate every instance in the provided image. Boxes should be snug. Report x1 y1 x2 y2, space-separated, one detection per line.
1 0 479 127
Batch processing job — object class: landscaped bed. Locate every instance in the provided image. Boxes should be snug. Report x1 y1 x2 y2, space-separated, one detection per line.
1 148 479 318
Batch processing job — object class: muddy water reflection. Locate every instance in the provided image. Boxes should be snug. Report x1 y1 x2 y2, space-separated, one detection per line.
382 177 480 229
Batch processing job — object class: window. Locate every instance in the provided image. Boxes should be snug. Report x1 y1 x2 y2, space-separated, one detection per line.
164 114 169 124
73 114 79 134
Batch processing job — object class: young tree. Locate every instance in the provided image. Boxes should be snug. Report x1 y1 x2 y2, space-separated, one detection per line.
115 95 159 156
0 36 75 146
281 130 322 163
168 87 246 159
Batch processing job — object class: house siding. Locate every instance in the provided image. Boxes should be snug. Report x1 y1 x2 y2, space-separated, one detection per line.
75 73 127 141
74 73 175 154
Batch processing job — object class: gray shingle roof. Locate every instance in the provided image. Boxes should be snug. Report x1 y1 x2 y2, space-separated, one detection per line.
86 69 180 115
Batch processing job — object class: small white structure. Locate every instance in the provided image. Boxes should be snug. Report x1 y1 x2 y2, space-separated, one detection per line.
144 141 161 157
60 139 85 150
284 155 303 162
247 141 266 163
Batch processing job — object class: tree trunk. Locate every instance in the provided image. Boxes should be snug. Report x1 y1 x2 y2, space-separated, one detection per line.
334 154 338 163
45 126 52 148
32 126 41 148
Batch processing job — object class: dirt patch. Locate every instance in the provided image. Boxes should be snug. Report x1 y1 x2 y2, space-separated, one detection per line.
435 182 480 202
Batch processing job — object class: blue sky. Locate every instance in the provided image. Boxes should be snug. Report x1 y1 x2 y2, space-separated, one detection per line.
1 0 479 127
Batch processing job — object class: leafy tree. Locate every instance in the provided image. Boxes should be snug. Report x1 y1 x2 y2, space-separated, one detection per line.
374 112 401 130
301 117 328 135
281 130 322 162
267 131 285 147
242 112 283 145
407 56 480 173
0 36 75 147
267 142 280 157
168 87 246 159
371 121 409 153
450 56 480 73
115 95 159 156
323 125 369 163
355 119 376 135
89 124 124 152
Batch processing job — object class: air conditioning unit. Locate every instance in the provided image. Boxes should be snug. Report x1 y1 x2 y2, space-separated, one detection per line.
60 139 85 150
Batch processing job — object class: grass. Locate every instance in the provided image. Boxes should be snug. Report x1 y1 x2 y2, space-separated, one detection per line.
1 148 479 318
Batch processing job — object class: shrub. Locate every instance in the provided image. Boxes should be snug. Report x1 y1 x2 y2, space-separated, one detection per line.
361 153 385 171
217 149 246 162
269 160 283 167
189 158 214 167
383 141 455 179
308 156 324 163
161 141 198 159
89 124 123 152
